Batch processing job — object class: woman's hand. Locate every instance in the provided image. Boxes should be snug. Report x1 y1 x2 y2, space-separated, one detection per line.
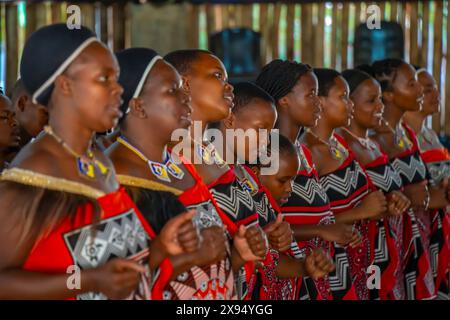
386 190 411 216
88 258 146 300
233 225 267 261
264 214 293 252
304 249 335 280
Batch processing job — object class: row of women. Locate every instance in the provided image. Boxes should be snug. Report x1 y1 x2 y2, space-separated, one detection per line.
0 23 448 300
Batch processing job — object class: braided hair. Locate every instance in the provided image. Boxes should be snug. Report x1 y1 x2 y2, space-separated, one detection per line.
370 58 406 92
255 59 312 103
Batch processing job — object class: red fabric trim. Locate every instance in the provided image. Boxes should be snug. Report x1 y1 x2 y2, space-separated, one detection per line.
151 257 174 300
206 168 236 188
420 148 450 163
329 184 369 207
364 154 390 169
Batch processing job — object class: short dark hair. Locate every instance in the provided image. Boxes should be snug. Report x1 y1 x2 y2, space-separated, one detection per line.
313 68 342 97
164 49 212 75
232 82 275 116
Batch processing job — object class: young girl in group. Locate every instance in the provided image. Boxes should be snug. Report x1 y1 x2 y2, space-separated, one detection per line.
301 68 388 300
256 60 361 300
340 68 411 299
403 67 450 299
213 81 336 300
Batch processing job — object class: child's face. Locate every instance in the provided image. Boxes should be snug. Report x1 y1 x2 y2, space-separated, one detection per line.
259 152 299 206
230 98 277 163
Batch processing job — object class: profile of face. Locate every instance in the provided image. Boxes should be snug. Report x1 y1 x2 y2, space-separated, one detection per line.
417 71 440 115
259 152 299 206
319 76 354 129
350 78 384 129
280 71 321 128
225 98 277 164
57 42 124 132
13 88 48 140
387 63 424 112
0 95 20 149
184 53 234 122
131 60 192 139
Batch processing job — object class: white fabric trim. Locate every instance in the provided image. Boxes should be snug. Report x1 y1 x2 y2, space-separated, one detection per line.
125 55 162 114
132 55 162 99
31 37 99 104
416 68 428 75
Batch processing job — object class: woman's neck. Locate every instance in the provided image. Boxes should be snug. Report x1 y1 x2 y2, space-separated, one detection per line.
48 118 94 156
403 111 427 134
216 125 238 165
121 123 168 163
310 118 334 141
383 102 404 129
277 113 301 143
189 118 208 143
189 102 210 141
348 120 368 138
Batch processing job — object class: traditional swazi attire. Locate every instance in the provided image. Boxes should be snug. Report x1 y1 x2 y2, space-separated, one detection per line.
318 134 373 300
113 48 236 300
117 156 236 300
347 137 405 300
281 142 341 300
231 164 298 300
5 24 155 300
386 123 435 300
416 125 450 300
0 168 154 300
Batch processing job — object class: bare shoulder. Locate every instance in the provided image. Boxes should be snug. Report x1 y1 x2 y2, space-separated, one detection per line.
9 136 61 176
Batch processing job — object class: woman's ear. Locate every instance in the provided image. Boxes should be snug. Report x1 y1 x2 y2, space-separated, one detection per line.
16 95 29 112
128 98 147 119
54 74 72 97
223 113 235 129
277 96 289 111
